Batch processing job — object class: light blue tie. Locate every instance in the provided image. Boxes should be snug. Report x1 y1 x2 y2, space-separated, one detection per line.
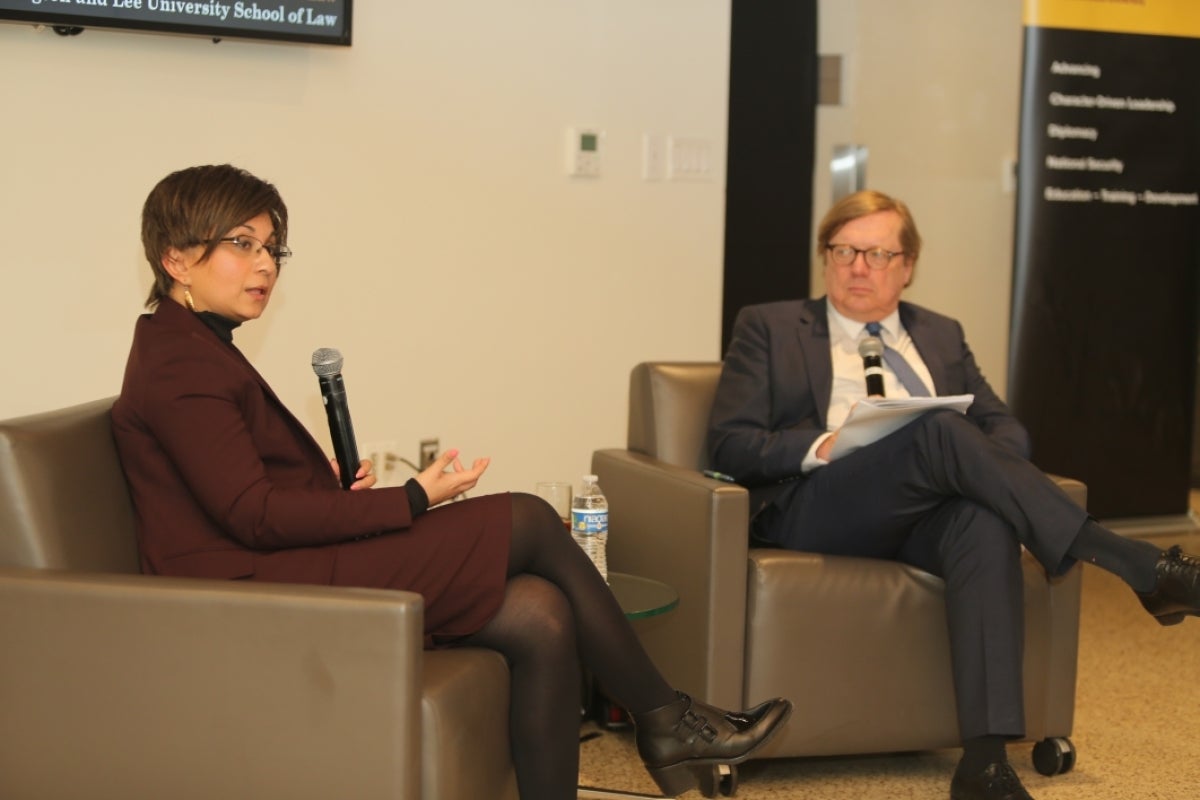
865 321 931 397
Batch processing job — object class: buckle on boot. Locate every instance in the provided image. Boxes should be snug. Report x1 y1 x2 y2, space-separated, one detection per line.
679 709 718 743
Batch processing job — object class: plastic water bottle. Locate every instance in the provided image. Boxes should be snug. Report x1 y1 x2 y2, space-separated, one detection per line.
571 474 609 582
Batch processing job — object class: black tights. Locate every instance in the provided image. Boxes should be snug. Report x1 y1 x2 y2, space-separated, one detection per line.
458 492 676 800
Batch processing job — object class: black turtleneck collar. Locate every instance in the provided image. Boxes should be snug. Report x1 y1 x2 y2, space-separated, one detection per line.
195 311 241 344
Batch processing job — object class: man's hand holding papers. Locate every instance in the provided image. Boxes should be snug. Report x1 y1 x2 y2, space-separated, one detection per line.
828 394 975 460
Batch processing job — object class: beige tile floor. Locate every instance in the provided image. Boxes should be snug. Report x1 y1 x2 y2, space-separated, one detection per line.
578 523 1200 799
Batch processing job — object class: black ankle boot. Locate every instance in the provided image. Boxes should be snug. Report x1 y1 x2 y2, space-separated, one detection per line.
632 692 792 796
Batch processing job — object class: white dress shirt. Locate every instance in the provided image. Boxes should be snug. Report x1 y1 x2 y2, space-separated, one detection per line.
801 300 937 473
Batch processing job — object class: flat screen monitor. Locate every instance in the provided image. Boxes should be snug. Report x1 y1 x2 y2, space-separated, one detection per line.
0 0 352 46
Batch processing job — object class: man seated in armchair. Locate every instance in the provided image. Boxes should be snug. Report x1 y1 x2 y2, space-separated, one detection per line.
706 189 1200 800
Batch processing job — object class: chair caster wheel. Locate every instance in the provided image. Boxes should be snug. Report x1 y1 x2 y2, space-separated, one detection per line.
718 764 738 796
1032 736 1076 776
696 764 738 797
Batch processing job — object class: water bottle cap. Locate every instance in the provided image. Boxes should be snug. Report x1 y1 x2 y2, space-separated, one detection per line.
583 474 598 482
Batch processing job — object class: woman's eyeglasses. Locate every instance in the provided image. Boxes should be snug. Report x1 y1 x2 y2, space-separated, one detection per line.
212 234 293 266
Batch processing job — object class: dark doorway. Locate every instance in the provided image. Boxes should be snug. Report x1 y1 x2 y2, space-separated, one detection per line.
721 0 819 354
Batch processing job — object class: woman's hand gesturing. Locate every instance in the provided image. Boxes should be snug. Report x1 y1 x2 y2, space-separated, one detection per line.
417 448 490 506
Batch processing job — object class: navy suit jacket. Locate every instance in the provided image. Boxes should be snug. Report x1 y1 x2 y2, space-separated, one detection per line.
706 297 1030 518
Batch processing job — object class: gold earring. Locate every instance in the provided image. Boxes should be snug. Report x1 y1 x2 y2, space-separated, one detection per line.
183 286 196 312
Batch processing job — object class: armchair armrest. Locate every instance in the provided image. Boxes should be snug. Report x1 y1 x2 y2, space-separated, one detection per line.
0 567 424 800
592 448 750 710
1031 473 1087 737
1048 474 1087 511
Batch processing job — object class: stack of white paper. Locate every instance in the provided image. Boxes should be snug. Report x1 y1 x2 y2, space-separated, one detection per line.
829 394 975 459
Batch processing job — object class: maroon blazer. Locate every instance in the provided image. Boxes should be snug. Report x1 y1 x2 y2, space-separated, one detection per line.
111 300 417 584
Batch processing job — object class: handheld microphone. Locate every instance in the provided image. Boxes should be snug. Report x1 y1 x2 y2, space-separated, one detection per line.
858 336 886 397
311 347 361 490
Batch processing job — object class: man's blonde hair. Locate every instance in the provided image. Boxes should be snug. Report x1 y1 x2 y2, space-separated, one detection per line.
816 189 922 263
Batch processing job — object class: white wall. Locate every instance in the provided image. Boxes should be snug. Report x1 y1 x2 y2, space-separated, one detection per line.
1 1 1031 495
814 0 1025 398
0 2 731 493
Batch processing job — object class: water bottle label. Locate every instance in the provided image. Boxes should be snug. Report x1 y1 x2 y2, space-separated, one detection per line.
572 509 608 534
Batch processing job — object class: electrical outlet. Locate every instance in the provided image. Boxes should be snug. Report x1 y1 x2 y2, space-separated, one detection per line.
361 441 385 479
419 438 439 469
362 440 401 486
378 439 398 485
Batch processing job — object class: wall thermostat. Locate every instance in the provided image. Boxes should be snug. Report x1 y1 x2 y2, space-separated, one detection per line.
566 126 602 177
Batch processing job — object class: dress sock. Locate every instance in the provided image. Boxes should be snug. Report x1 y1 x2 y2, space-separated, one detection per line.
458 492 676 800
1066 519 1161 594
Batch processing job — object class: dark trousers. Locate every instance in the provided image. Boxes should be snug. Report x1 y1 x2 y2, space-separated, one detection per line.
757 410 1088 740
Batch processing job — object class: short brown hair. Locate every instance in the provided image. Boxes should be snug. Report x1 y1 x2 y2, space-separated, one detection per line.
141 164 289 308
816 189 922 263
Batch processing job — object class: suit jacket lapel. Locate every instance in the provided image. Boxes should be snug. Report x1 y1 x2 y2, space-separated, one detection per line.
797 298 832 430
899 303 945 395
155 301 321 453
156 301 287 409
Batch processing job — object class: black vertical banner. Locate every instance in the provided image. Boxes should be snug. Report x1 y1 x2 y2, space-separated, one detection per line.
722 0 817 354
1011 2 1200 518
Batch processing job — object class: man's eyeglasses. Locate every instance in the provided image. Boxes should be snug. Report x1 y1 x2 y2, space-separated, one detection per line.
825 244 904 271
212 234 293 266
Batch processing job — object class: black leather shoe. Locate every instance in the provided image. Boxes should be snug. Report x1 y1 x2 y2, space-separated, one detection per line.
1138 545 1200 626
950 761 1034 800
632 692 792 796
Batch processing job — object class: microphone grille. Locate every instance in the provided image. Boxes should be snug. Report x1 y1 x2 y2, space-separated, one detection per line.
311 347 344 377
858 337 884 359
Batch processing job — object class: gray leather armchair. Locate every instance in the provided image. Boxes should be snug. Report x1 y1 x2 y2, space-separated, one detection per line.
592 362 1082 774
0 398 518 800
